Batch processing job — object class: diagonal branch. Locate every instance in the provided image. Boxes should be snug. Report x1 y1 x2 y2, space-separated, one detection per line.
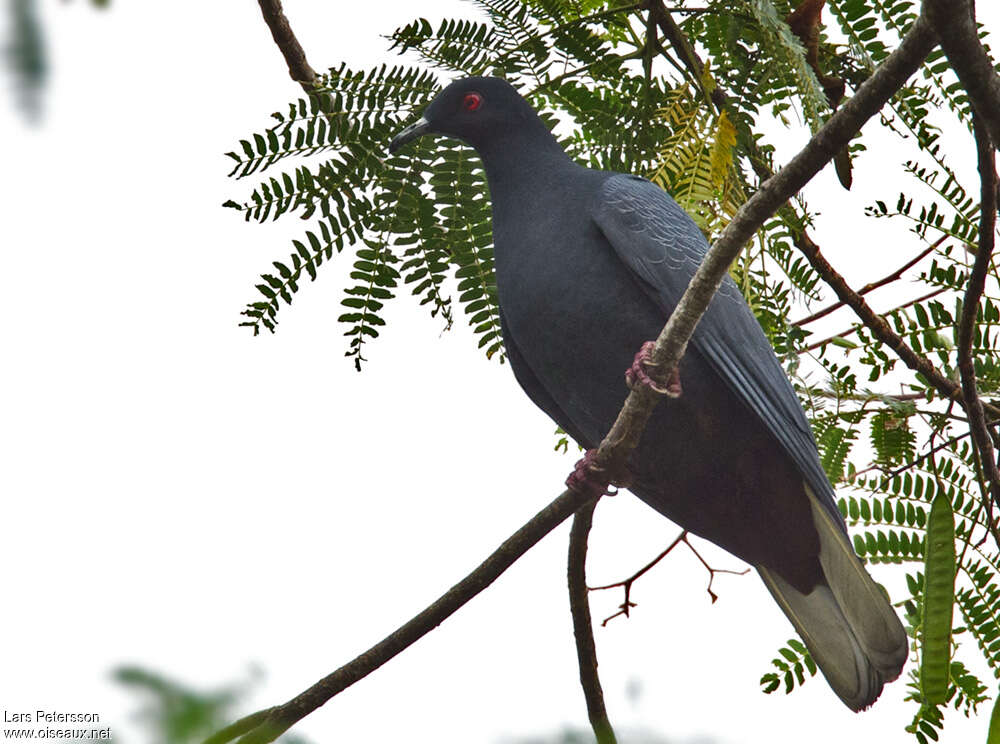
207 488 596 744
802 286 948 351
589 531 748 625
791 231 974 408
568 502 617 744
848 422 997 484
650 0 964 410
957 117 1000 513
256 0 318 91
650 1 726 110
793 236 945 326
923 0 1000 148
212 12 937 744
608 17 938 432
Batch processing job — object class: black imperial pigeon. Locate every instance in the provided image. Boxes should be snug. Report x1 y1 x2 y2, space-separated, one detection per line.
390 77 908 711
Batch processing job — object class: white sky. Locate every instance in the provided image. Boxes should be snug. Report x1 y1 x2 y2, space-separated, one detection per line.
1 2 997 743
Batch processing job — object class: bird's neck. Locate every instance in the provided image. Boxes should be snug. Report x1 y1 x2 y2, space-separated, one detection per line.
475 126 577 200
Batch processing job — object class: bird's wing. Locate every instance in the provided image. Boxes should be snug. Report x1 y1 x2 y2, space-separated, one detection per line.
592 173 842 527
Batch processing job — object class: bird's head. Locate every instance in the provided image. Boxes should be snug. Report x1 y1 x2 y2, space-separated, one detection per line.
389 77 537 154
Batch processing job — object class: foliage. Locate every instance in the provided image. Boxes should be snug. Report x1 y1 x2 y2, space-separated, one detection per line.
5 0 47 121
759 638 817 695
61 666 311 744
224 0 1000 739
3 0 110 122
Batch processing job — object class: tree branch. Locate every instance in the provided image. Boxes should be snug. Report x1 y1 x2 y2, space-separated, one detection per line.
209 488 596 744
923 0 1000 148
568 502 617 744
256 0 318 91
605 16 938 437
802 286 948 352
957 116 1000 513
793 236 945 326
650 1 727 110
848 426 981 484
791 231 970 406
214 13 937 744
590 531 688 625
649 0 963 411
589 531 747 625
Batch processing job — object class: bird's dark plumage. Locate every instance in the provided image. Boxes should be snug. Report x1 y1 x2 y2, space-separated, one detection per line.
391 76 907 711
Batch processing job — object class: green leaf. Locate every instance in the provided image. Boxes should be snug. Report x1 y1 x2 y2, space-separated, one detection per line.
989 692 1000 744
829 336 859 350
921 492 956 705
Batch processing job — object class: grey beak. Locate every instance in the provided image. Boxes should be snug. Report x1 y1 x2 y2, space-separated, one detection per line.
389 117 431 154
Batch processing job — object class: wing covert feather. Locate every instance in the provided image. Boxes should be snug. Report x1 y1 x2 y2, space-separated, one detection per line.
592 174 842 526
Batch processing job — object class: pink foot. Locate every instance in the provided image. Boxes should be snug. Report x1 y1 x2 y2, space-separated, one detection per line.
566 449 630 498
625 341 682 397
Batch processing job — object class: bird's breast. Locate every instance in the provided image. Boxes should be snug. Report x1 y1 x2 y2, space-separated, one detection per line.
492 208 670 443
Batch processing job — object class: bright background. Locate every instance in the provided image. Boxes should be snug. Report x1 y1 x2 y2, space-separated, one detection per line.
1 2 996 743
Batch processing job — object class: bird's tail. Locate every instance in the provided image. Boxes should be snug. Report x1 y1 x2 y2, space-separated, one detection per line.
757 483 909 711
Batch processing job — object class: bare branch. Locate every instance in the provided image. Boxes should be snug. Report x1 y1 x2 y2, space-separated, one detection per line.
683 533 751 603
210 488 596 744
591 531 688 625
923 0 1000 148
791 232 971 406
957 116 1000 513
256 0 318 91
808 390 930 403
568 502 618 744
590 531 748 625
793 236 945 326
802 286 948 352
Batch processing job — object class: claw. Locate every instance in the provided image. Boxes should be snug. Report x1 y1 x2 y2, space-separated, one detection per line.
566 449 631 498
625 341 682 397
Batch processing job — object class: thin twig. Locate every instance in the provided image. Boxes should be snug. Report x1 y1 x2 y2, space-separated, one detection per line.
790 231 981 410
650 1 725 109
802 286 948 351
590 530 688 624
589 531 748 624
847 420 1000 484
957 116 1000 519
256 0 318 90
568 502 617 744
682 533 751 603
809 390 929 403
793 236 946 326
923 0 1000 148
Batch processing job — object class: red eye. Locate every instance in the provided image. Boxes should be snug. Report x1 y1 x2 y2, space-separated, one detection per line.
463 92 483 111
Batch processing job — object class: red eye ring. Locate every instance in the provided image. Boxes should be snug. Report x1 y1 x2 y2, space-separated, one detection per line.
463 92 483 111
